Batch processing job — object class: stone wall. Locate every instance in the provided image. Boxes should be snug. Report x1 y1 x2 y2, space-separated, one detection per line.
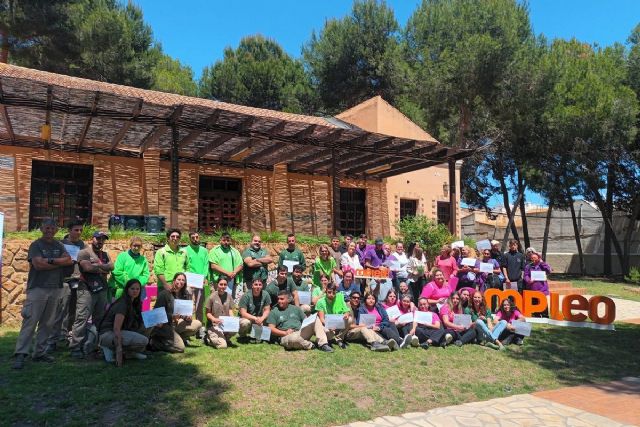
1 239 324 326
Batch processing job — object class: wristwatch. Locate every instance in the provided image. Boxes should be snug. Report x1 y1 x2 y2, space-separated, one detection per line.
47 258 54 265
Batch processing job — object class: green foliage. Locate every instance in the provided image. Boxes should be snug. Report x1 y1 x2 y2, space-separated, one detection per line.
198 35 316 113
394 215 453 260
151 54 198 96
626 267 640 285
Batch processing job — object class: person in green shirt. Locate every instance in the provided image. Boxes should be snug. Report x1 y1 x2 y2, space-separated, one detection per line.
267 290 331 352
242 234 273 286
315 282 351 352
186 231 209 336
288 264 313 314
154 229 188 290
208 232 243 298
313 244 342 287
266 266 298 308
109 236 150 300
278 233 306 274
238 276 271 339
465 290 506 350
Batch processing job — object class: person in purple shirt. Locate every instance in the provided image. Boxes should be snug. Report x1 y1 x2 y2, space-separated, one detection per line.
356 234 370 262
477 249 502 291
364 238 387 269
524 252 551 295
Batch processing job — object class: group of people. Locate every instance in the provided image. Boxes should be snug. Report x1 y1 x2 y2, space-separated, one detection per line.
12 220 544 369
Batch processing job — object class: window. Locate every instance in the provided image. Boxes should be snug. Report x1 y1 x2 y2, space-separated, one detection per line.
29 161 93 229
400 199 417 220
198 176 242 233
437 201 451 227
339 188 366 236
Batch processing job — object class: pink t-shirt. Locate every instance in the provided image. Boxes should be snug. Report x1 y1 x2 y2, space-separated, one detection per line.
366 306 383 325
435 256 458 280
420 281 452 300
495 309 522 323
438 304 457 323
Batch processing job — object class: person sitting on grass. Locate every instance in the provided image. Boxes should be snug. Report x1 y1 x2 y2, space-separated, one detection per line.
311 273 331 306
315 282 351 352
238 276 271 341
149 272 202 353
204 276 236 349
392 293 418 346
359 293 400 351
288 264 312 314
98 279 149 366
420 268 452 312
459 288 473 310
343 291 392 352
267 291 329 352
382 288 398 311
337 270 360 301
266 266 296 308
438 291 476 347
465 291 506 350
406 297 452 350
397 280 414 304
495 297 527 346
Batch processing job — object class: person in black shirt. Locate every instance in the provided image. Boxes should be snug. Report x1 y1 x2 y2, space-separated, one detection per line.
501 240 525 293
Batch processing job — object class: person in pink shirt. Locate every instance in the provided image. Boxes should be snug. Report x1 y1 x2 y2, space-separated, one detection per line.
406 297 452 349
420 269 452 311
434 245 458 281
382 289 398 310
494 298 527 346
439 292 476 347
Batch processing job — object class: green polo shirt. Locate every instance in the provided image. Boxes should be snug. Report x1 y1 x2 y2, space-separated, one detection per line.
208 245 243 282
267 304 305 331
186 244 209 277
153 244 188 289
287 276 309 293
315 294 349 315
242 246 268 283
265 279 296 308
239 290 271 317
277 247 306 272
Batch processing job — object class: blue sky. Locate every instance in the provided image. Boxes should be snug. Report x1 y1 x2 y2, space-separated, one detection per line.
133 0 639 207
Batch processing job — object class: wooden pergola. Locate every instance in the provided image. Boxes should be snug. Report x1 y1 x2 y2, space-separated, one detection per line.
0 63 474 233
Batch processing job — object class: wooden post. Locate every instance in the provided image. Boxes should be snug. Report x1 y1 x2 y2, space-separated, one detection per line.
170 125 180 228
331 149 340 235
448 159 457 235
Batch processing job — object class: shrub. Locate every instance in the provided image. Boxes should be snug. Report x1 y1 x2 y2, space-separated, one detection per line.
626 267 640 285
394 215 454 260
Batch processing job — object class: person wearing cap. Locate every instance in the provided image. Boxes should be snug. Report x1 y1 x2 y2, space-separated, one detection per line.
109 236 150 300
355 234 369 262
364 238 388 269
490 240 502 262
277 233 306 275
238 276 272 340
525 247 537 265
69 230 114 358
12 218 73 369
154 228 188 291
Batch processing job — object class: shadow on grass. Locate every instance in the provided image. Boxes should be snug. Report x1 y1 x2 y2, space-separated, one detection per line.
0 331 229 426
504 323 640 388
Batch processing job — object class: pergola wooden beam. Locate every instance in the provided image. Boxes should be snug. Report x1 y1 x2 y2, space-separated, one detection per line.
376 159 441 178
139 104 184 154
194 134 235 159
178 108 222 150
77 91 100 150
294 149 329 166
0 80 15 140
219 138 252 161
347 156 409 175
243 141 286 164
110 98 143 151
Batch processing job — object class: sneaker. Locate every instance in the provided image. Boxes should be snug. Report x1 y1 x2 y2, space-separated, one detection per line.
318 344 334 353
101 346 115 363
486 342 500 350
196 326 206 339
420 342 430 350
454 340 463 347
371 342 390 352
386 339 399 351
32 354 55 363
411 335 420 347
444 333 453 345
515 338 524 346
337 341 348 349
400 335 412 349
497 342 506 351
12 354 26 370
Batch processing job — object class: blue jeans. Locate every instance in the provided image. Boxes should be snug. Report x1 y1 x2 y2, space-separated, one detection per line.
475 319 507 342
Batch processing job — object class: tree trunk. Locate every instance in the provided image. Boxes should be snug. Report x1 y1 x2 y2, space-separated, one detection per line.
498 174 520 242
622 196 640 276
567 195 586 276
517 170 530 249
603 165 615 275
589 182 625 275
0 29 8 64
502 189 525 249
542 201 553 260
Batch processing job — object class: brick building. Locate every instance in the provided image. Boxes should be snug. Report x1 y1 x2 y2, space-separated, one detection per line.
0 64 472 237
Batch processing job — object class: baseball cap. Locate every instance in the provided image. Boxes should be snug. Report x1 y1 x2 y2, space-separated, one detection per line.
93 231 109 240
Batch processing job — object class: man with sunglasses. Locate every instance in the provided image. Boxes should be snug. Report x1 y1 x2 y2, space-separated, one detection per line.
344 291 390 352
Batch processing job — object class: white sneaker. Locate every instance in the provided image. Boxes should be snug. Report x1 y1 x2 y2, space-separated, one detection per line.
130 352 147 360
400 335 412 349
445 333 453 345
101 346 115 363
387 339 398 351
411 335 419 347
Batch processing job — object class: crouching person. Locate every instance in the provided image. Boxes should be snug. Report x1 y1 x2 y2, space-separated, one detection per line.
268 291 319 351
238 276 271 341
344 291 390 352
98 279 149 366
205 276 236 349
149 272 202 353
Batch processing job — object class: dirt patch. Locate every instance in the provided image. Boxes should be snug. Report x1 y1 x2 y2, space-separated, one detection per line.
355 395 374 409
101 402 126 426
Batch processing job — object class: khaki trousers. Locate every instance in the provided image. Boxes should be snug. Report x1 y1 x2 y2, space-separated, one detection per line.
15 287 63 357
344 325 385 345
205 325 235 349
48 281 76 345
280 318 330 350
99 330 148 353
69 288 107 351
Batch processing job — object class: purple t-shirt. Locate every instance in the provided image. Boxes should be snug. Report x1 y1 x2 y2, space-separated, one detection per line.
356 244 371 262
363 246 386 268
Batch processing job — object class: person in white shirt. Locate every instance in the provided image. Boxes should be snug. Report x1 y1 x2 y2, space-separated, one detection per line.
390 242 409 292
340 242 362 273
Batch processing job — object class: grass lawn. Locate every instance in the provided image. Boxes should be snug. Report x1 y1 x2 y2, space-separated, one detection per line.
1 322 639 427
570 278 640 302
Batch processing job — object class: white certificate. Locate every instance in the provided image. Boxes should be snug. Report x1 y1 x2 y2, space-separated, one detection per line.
480 262 494 274
385 305 401 320
142 307 168 328
453 314 472 328
531 271 547 281
461 257 476 267
359 314 376 328
476 239 492 251
173 299 194 316
301 313 317 330
397 312 414 324
379 280 393 300
283 260 298 273
512 320 532 337
250 324 271 341
63 244 81 261
184 272 205 289
297 291 311 305
414 311 433 325
451 240 464 249
324 314 346 330
219 316 239 333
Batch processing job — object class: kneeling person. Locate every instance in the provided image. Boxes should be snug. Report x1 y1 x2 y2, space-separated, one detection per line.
267 291 327 351
238 277 271 338
205 276 236 349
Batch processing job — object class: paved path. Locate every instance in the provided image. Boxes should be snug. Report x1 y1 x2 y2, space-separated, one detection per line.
340 377 640 427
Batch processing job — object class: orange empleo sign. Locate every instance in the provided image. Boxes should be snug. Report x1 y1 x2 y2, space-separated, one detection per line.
484 289 616 324
355 268 390 279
